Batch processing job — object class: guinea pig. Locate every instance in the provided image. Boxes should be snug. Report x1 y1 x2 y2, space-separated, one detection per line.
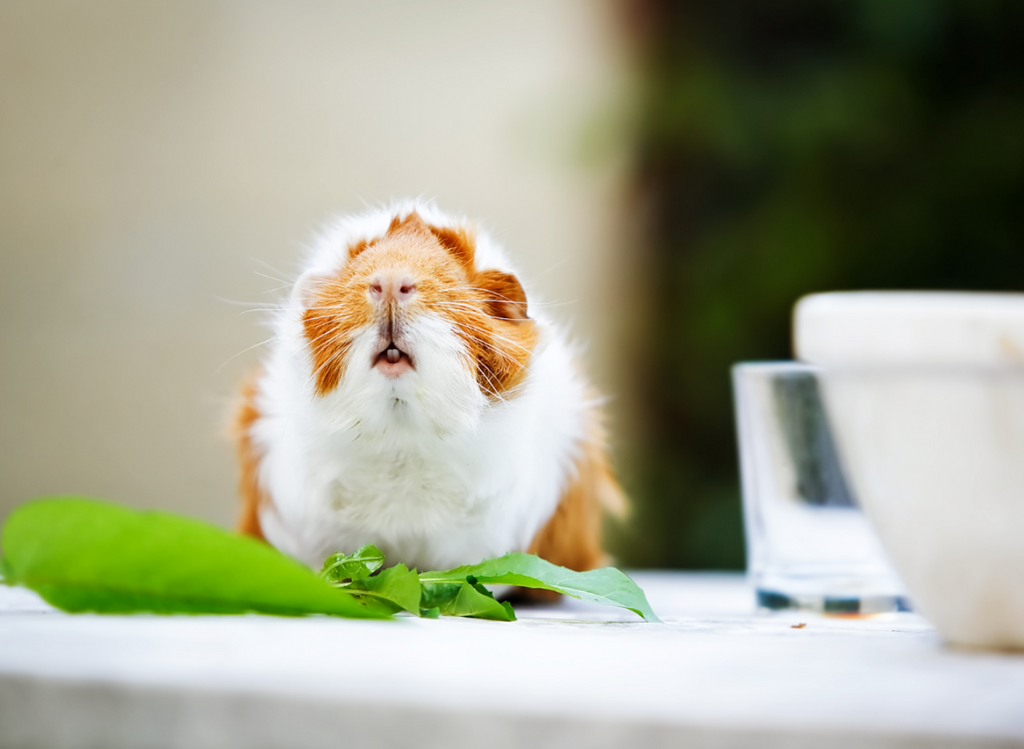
233 201 625 574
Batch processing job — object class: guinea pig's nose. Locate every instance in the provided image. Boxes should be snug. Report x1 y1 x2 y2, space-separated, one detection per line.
369 274 417 303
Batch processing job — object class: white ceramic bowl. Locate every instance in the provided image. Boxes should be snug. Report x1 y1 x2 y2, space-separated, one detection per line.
795 292 1024 650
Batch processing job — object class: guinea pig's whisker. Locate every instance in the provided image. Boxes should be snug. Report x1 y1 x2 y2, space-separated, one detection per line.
449 286 525 305
250 256 292 280
299 302 351 313
314 349 346 376
301 302 349 310
299 309 361 324
446 316 527 349
435 302 530 323
249 280 294 296
475 365 510 404
252 270 292 286
218 297 278 310
308 344 351 386
301 315 346 327
214 334 280 375
433 301 510 320
464 338 530 369
453 330 528 372
443 288 520 303
307 333 350 360
439 294 536 317
468 335 527 366
448 320 533 359
304 331 347 360
443 294 568 310
239 307 289 316
305 333 336 353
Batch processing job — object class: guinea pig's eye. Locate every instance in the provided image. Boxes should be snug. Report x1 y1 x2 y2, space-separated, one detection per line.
476 270 529 322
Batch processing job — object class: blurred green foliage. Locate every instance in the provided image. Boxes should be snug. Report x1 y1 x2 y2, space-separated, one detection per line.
618 0 1024 569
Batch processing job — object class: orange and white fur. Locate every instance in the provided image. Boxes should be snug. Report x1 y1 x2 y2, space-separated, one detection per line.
235 201 624 573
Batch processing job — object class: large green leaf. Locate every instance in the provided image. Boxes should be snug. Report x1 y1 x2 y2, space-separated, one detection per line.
0 497 391 618
420 552 661 622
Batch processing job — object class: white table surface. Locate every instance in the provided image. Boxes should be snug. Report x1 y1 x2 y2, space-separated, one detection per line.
2 573 1023 749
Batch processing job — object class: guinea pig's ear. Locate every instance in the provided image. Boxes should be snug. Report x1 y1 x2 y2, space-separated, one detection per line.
429 224 476 270
290 269 332 311
388 211 431 237
475 269 530 322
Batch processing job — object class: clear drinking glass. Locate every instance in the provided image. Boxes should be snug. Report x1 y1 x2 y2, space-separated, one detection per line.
732 362 909 614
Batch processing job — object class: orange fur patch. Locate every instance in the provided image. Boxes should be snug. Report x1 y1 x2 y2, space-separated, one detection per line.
429 224 476 271
347 237 372 261
456 290 537 399
234 373 267 540
302 209 538 401
528 408 626 572
303 275 369 396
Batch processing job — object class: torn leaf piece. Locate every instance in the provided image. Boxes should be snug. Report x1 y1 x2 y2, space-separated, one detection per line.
320 544 386 584
348 564 422 615
420 581 464 611
421 579 516 621
442 580 516 621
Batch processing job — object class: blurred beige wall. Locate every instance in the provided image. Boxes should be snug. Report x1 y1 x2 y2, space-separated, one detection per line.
0 1 637 528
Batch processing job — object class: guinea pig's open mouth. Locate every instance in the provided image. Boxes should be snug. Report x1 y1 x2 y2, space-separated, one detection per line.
374 341 414 377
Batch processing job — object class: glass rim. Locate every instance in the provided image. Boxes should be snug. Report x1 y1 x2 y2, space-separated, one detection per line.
732 361 817 374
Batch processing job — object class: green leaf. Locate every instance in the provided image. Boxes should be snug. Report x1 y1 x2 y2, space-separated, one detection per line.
420 581 464 610
319 545 385 584
421 552 661 622
421 579 515 621
348 564 422 614
1 497 392 618
437 580 516 621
